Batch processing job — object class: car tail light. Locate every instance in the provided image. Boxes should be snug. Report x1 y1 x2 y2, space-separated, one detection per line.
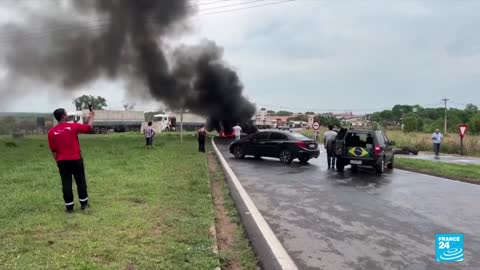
296 141 308 149
374 145 381 155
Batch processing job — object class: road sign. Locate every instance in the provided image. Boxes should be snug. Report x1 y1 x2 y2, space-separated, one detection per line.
458 124 467 139
458 124 468 156
312 121 320 130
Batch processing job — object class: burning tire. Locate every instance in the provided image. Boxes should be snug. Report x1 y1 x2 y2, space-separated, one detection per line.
233 146 245 159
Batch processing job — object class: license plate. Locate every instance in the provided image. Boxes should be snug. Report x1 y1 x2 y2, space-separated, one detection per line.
309 144 316 149
350 160 362 165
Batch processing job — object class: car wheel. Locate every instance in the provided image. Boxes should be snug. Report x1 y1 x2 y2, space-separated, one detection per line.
387 157 394 169
279 149 293 164
233 146 245 159
376 158 385 174
336 159 345 172
299 157 310 164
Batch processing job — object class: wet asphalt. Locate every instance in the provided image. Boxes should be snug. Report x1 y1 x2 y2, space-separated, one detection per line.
215 139 480 270
397 152 480 165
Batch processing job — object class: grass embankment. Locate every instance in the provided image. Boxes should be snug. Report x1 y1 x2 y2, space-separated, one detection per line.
396 158 480 184
207 150 257 270
387 130 480 157
0 133 254 269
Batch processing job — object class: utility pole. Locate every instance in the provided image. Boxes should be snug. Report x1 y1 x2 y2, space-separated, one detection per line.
441 98 449 134
180 107 183 144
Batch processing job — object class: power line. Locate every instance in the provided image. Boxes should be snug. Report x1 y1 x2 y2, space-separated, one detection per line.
197 0 264 12
0 0 295 45
441 98 450 134
199 0 294 16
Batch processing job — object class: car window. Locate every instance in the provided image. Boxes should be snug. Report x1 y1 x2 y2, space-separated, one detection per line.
253 132 270 141
383 132 390 144
270 132 288 140
291 132 309 140
345 132 374 147
375 131 386 146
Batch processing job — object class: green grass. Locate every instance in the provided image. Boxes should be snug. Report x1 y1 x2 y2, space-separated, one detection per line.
207 149 258 269
387 130 480 157
396 158 480 182
0 134 220 269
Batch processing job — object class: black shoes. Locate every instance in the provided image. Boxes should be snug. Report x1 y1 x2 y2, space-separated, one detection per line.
81 204 89 210
66 208 74 213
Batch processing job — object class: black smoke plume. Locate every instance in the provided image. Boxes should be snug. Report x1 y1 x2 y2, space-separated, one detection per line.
0 0 255 130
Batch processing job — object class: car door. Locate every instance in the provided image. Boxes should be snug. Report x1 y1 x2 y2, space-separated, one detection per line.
335 128 348 156
264 132 288 157
247 132 271 156
380 131 394 162
374 131 390 160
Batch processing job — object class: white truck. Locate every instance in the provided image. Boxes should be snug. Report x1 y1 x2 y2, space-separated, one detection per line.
141 113 173 134
61 110 202 134
62 110 145 134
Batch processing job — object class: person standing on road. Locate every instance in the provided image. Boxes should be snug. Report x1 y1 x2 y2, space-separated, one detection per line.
233 123 242 141
198 125 207 152
432 129 443 156
48 108 94 213
144 121 156 150
323 125 338 169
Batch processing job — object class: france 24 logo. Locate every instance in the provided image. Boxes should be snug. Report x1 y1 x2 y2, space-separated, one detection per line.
435 234 464 262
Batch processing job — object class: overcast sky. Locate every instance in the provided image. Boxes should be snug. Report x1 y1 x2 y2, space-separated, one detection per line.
1 0 479 113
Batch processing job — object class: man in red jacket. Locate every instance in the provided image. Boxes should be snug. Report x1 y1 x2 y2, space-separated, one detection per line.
48 108 95 213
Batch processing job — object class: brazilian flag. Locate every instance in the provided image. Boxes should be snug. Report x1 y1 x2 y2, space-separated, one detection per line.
348 147 369 158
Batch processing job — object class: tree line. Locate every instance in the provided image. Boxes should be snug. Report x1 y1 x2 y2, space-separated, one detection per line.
369 104 480 134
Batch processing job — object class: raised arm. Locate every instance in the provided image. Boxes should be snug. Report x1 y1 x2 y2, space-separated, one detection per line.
88 111 95 127
77 111 95 134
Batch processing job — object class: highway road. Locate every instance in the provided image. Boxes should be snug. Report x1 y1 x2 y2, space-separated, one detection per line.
215 139 480 270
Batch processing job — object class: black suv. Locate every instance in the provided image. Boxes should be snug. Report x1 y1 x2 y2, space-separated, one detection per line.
335 128 395 174
230 130 320 164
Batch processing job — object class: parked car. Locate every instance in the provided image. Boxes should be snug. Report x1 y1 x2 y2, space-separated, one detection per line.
229 130 320 164
335 128 395 174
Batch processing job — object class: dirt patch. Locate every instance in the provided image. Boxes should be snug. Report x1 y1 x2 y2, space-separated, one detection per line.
126 262 137 270
208 152 242 270
128 198 146 204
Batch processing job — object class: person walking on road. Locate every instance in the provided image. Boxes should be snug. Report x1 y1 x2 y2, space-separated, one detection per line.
198 125 207 152
432 129 443 156
233 123 242 141
144 121 156 150
48 108 94 212
324 125 338 169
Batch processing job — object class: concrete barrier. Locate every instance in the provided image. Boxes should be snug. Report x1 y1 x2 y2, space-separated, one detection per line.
211 138 298 270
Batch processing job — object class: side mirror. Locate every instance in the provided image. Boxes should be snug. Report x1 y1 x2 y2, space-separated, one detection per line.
389 141 396 146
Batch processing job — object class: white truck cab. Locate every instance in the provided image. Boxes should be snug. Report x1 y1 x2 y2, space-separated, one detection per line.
141 114 173 133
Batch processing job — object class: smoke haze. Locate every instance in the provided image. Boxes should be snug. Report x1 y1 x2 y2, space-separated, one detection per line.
0 0 255 129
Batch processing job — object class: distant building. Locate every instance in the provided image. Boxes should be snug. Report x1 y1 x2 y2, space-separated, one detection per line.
344 115 370 127
334 112 355 120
